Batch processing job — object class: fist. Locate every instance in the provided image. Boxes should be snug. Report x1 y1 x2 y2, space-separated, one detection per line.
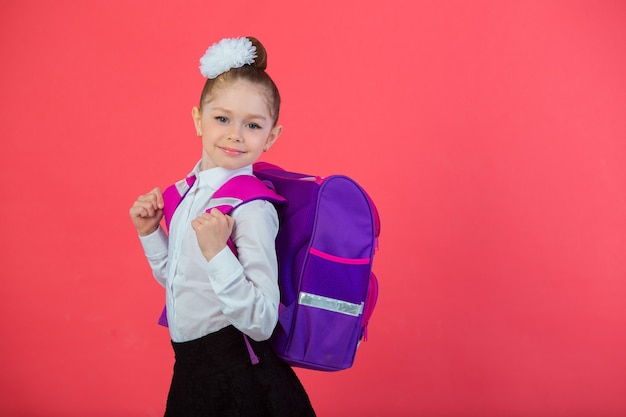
129 188 164 236
191 208 235 261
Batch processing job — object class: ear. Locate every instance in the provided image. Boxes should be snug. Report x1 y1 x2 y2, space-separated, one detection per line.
191 106 202 136
264 124 282 152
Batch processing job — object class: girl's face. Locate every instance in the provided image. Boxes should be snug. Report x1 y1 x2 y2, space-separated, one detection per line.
192 79 282 171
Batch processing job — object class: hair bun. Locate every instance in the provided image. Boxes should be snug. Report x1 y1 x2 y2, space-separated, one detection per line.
247 37 267 70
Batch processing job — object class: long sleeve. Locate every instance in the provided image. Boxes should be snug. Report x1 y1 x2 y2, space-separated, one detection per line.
206 199 280 341
139 226 169 288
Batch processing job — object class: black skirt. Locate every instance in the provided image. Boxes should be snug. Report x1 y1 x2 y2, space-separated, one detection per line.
164 325 316 417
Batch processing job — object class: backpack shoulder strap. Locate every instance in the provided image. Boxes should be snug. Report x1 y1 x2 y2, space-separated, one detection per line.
210 174 286 214
161 173 286 247
162 175 197 229
210 174 286 257
162 174 286 228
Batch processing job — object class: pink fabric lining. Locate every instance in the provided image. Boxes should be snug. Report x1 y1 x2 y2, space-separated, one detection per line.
309 247 371 265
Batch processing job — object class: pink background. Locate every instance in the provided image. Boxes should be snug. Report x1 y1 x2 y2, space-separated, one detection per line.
1 1 625 416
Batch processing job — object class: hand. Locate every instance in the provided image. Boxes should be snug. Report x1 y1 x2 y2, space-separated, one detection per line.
192 208 235 261
129 188 164 236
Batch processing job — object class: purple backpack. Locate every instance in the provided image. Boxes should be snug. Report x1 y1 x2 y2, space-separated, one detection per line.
158 162 380 371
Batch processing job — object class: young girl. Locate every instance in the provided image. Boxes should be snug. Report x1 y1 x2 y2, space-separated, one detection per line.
129 37 316 417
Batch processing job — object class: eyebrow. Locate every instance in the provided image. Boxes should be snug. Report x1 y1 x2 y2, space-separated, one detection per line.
211 107 268 121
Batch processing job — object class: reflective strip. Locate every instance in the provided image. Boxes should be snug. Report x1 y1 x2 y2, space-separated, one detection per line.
298 292 363 317
175 179 190 196
300 176 323 183
208 197 243 209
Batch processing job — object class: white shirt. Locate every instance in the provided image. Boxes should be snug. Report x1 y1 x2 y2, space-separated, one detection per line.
139 163 280 343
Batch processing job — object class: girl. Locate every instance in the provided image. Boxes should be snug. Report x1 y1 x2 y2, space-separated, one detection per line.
129 37 316 417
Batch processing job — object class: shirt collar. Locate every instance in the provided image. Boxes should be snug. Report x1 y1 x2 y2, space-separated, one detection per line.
189 161 253 191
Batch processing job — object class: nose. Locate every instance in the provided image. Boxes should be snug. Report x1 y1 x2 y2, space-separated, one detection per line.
228 125 244 142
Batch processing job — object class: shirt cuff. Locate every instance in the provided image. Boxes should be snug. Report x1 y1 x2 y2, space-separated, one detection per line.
138 226 168 256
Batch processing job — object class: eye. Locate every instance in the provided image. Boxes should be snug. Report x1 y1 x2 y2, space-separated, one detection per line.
215 116 228 123
247 123 261 130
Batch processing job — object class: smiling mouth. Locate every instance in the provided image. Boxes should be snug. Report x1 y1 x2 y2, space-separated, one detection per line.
219 146 245 156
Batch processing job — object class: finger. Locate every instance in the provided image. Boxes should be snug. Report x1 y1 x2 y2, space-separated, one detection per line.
136 195 155 212
208 208 225 218
137 189 162 211
132 201 157 217
145 190 162 211
197 212 213 222
129 206 146 218
152 187 164 209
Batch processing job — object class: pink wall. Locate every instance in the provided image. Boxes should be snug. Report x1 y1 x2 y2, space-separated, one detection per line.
1 1 625 416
